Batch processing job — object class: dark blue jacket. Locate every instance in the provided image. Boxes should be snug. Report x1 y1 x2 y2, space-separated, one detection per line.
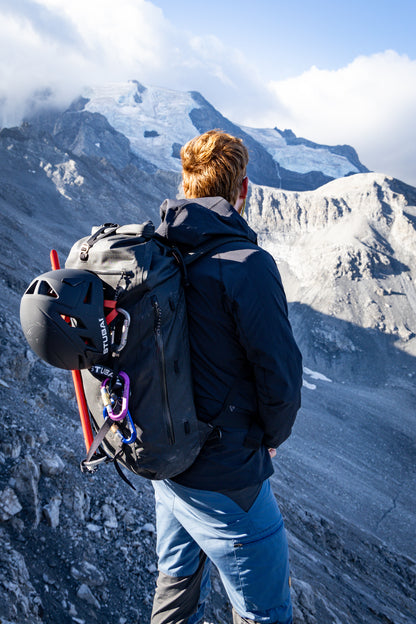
156 196 302 491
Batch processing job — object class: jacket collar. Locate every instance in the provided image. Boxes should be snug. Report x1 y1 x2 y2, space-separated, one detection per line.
156 197 257 250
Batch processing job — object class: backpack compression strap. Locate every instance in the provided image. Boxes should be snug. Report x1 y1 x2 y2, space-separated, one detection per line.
79 223 119 261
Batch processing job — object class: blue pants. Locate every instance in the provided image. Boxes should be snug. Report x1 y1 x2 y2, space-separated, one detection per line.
151 479 292 624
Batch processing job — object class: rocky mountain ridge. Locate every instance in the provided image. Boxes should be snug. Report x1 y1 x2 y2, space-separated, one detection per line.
246 173 416 381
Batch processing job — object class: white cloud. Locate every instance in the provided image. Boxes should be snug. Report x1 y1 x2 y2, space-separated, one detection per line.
266 51 416 185
0 2 415 187
0 0 175 123
0 0 276 126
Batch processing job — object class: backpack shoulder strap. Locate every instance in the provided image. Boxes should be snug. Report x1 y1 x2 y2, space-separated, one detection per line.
183 235 257 266
161 235 256 287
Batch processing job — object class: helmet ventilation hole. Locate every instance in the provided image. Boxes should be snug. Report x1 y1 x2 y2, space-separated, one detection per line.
69 316 86 329
25 280 38 295
38 280 58 298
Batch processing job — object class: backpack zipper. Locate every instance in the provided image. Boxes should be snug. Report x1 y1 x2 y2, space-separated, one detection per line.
151 295 175 445
93 269 134 277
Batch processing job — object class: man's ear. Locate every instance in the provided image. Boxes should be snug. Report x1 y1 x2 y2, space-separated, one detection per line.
235 176 249 215
241 175 249 199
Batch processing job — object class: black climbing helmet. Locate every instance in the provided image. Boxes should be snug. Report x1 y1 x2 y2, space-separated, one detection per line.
20 269 111 370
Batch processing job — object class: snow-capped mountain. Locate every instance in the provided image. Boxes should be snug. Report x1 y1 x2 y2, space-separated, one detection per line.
243 126 365 179
81 80 368 190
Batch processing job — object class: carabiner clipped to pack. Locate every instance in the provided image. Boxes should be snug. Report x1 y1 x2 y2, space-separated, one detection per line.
101 371 136 445
111 308 131 354
100 371 130 421
103 407 137 444
118 411 136 444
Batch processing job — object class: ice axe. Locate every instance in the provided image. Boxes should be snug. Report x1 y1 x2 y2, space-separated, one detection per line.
50 249 94 451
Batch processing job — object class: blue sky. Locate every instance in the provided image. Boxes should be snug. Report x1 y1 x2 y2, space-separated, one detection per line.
153 0 416 80
1 0 415 185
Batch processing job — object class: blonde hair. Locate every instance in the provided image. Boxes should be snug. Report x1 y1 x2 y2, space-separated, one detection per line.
181 130 249 206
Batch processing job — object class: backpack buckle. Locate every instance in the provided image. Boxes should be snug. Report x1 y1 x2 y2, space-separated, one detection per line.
80 242 91 261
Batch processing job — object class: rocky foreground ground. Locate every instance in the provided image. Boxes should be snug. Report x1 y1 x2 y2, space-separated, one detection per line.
0 326 415 623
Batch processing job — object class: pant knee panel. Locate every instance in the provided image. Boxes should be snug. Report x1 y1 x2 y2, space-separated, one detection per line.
151 551 207 624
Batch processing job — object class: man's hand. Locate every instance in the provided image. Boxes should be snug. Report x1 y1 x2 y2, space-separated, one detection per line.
268 448 276 458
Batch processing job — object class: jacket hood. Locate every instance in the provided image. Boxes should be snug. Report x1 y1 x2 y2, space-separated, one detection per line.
156 197 257 250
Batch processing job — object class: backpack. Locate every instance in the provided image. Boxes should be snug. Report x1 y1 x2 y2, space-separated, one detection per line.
65 221 245 483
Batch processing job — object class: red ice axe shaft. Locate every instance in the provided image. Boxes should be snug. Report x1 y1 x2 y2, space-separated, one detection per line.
50 249 94 451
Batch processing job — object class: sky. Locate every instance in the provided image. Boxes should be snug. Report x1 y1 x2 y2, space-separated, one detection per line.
1 0 415 186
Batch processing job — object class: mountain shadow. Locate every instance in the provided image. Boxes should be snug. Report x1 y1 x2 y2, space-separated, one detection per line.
289 301 415 388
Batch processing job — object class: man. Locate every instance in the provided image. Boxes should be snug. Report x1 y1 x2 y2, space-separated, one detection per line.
151 130 303 624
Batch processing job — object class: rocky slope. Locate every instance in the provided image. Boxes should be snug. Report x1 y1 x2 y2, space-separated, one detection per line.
0 91 415 623
247 173 416 382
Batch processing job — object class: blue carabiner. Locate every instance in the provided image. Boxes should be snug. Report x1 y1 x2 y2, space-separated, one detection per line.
119 410 136 444
103 407 136 445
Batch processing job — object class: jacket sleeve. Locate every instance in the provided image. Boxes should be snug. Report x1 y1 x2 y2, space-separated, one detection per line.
225 246 303 448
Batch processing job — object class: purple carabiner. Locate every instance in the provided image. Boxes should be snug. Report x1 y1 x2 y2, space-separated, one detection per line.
100 371 130 422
